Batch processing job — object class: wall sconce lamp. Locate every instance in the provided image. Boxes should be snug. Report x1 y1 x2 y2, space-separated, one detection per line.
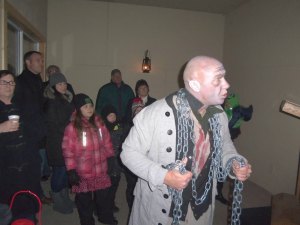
142 50 151 73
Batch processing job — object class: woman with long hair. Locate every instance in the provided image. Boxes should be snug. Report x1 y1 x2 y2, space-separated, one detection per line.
62 93 117 225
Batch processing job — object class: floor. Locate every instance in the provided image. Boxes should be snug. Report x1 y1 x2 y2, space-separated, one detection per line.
40 174 272 225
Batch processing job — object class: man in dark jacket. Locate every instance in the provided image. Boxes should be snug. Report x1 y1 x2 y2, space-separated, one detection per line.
14 51 46 147
95 69 134 122
13 51 51 204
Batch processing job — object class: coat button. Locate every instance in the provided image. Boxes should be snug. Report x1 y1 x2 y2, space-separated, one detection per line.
167 129 173 135
166 147 172 152
162 209 166 213
165 111 170 117
163 194 169 199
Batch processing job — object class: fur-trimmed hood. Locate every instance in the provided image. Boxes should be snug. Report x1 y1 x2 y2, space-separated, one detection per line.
44 85 73 102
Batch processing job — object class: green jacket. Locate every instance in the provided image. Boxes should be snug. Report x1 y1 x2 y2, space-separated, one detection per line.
95 81 134 120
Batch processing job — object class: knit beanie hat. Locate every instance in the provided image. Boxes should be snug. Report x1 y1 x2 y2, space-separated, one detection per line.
49 72 67 87
101 104 117 120
73 93 93 111
132 97 144 117
49 73 67 87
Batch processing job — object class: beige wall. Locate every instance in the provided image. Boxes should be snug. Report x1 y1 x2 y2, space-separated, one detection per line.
47 0 224 101
7 0 47 37
223 0 300 194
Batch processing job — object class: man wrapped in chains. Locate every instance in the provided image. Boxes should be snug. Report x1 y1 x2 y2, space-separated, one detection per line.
121 56 252 225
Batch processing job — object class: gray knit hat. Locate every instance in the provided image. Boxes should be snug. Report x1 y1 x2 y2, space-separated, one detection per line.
49 72 67 87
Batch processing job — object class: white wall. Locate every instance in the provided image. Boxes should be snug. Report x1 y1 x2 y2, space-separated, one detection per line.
224 0 300 194
47 0 224 101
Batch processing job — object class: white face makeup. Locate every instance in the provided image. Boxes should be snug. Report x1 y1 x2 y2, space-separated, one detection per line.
199 63 230 106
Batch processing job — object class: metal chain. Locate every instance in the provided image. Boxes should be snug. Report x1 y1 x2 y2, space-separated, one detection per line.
166 89 245 225
230 159 245 225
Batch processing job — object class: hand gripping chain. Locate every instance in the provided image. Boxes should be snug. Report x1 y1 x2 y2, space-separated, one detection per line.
163 160 187 225
230 158 246 225
164 157 246 225
165 89 246 225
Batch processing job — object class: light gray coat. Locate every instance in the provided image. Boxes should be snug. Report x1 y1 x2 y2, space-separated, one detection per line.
121 97 243 225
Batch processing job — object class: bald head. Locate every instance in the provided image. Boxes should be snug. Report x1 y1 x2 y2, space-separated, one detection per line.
183 56 229 107
183 56 224 86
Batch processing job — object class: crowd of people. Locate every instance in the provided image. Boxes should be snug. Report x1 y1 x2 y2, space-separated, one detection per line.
0 52 252 225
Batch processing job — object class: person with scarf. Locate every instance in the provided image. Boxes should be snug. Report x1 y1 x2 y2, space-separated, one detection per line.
121 56 252 225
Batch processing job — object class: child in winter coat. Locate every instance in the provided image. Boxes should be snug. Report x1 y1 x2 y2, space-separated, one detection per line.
62 93 117 225
101 104 125 213
123 97 145 209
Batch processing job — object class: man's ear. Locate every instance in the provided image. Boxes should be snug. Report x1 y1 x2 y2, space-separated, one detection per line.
189 80 201 92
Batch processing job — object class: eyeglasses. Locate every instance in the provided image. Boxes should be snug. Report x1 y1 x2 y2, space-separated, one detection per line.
0 80 16 86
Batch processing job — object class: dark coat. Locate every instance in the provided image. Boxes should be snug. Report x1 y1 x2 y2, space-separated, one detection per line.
126 95 157 127
0 101 39 216
44 87 74 166
144 96 156 107
95 81 135 121
13 69 46 148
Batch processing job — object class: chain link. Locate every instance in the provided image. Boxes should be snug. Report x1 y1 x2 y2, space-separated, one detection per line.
165 89 245 225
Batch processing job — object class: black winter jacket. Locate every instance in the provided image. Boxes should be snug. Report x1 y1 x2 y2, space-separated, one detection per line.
0 101 40 214
13 69 46 148
44 87 74 166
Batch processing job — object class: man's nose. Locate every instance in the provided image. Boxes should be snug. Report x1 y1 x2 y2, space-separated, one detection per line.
223 79 230 89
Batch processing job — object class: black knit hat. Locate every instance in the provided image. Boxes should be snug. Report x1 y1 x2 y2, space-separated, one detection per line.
73 93 93 111
135 79 149 96
49 72 67 87
101 104 117 120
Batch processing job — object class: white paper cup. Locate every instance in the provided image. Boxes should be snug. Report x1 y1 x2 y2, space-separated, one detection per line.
8 115 20 123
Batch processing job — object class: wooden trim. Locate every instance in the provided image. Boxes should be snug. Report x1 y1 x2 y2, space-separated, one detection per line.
4 1 45 41
1 0 46 75
0 0 6 68
280 100 300 119
296 151 300 201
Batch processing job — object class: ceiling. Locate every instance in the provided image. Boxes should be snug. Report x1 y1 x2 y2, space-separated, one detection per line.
88 0 250 14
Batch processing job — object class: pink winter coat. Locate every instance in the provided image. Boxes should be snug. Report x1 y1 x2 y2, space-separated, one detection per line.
62 115 114 192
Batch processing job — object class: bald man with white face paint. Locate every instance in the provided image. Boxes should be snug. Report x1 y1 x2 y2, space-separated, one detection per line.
121 56 252 225
183 56 229 107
